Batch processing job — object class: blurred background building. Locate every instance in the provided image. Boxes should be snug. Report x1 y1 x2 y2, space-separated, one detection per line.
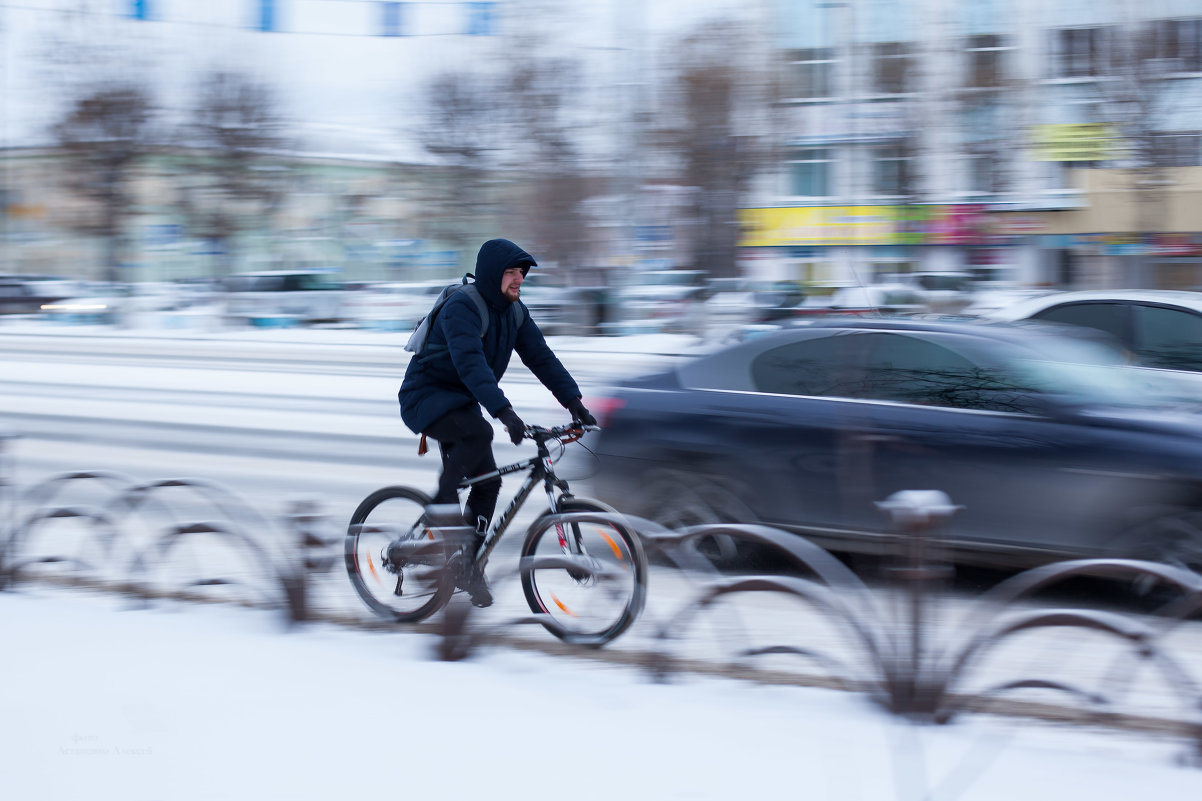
743 0 1202 292
1 0 1200 295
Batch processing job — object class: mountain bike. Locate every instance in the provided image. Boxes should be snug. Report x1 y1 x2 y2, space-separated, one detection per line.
345 424 647 646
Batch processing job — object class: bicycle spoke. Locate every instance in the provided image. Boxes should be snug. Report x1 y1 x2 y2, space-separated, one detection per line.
520 499 647 647
345 487 453 623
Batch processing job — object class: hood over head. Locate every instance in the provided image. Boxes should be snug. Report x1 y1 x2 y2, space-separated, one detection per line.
474 238 536 309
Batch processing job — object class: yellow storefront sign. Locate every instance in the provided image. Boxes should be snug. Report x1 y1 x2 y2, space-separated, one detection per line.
1032 123 1117 162
739 206 898 247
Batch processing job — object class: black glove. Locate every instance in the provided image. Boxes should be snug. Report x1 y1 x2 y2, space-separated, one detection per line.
497 407 525 445
566 397 597 427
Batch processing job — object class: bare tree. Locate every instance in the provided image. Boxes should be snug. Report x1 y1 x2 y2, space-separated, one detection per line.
496 51 593 281
934 29 1029 203
651 20 784 278
174 70 291 277
414 47 596 281
33 2 166 284
51 83 158 285
415 70 507 268
1099 17 1190 282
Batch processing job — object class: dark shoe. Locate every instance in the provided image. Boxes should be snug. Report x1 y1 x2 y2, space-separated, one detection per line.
464 568 493 608
453 552 492 608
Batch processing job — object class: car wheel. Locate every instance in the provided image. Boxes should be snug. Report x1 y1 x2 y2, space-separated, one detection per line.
1119 507 1202 595
641 470 758 568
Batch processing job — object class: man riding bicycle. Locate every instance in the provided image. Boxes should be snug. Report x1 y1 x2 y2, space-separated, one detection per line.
398 238 596 608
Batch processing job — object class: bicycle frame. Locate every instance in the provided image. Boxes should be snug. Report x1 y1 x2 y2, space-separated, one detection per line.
455 436 572 569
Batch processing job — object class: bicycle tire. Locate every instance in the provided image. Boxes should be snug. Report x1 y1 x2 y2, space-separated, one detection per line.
519 497 648 647
345 485 455 623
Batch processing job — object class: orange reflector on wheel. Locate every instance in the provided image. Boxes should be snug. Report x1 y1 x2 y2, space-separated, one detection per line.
550 593 577 617
598 529 624 561
367 552 380 583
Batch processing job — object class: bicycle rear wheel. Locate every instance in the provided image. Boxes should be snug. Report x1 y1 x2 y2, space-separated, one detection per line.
519 498 647 647
345 486 455 623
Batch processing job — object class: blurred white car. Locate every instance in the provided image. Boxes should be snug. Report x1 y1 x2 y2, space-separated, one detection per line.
822 284 929 315
221 270 346 326
342 281 448 332
959 285 1054 317
1 275 86 315
983 289 1202 378
889 271 975 313
609 270 710 335
40 282 205 324
701 279 760 336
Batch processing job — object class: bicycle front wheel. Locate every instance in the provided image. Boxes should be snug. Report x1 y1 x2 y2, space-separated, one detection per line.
345 486 454 623
520 498 647 647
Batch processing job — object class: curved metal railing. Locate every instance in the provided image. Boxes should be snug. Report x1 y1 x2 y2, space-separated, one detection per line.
1 448 1199 764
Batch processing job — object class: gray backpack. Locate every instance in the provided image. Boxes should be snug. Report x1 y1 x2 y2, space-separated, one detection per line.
404 274 524 359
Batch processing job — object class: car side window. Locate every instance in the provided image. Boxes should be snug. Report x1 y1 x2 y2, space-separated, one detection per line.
292 274 335 291
857 333 1034 412
751 335 857 397
1132 304 1202 371
1032 302 1128 342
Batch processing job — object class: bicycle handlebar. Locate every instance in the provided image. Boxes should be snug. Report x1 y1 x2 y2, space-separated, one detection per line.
523 423 599 442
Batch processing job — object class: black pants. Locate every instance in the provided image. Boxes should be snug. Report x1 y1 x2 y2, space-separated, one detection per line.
425 405 501 527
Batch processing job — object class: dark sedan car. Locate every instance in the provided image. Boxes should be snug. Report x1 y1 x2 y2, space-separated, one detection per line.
591 317 1202 572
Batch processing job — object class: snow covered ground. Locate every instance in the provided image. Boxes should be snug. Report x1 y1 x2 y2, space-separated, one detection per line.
3 318 1202 798
2 587 1200 801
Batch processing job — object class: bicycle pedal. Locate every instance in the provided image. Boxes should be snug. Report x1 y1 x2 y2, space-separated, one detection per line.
393 573 404 597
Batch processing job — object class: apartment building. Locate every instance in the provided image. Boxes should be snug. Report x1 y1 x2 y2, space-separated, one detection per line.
740 0 1202 290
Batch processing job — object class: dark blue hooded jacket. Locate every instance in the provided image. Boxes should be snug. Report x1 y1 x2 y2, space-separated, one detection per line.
398 238 582 434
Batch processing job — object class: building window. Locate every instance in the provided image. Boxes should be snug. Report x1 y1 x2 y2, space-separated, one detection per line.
871 144 911 196
871 42 915 94
964 152 1002 195
1050 27 1112 78
959 97 1007 195
965 34 1010 88
788 48 836 99
1151 18 1202 73
1043 160 1093 191
1152 131 1202 166
788 148 833 197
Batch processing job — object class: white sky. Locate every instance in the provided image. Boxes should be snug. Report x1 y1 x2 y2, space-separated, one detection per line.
0 0 756 157
2 588 1200 800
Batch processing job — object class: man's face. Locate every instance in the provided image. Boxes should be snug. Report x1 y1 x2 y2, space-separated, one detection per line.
500 267 525 301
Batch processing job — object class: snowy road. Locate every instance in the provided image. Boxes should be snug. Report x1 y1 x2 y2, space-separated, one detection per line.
0 325 696 469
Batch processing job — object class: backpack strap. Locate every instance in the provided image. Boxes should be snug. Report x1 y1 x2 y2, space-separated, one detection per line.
459 283 490 337
416 281 524 364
